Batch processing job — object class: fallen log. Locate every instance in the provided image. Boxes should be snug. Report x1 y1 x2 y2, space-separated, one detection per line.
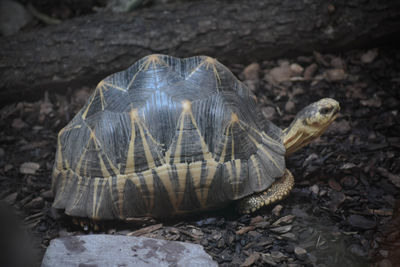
1 0 400 104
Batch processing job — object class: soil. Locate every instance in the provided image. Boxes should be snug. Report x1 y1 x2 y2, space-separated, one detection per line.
0 47 399 267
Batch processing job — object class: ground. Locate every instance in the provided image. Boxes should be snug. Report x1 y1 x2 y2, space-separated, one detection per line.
0 47 399 267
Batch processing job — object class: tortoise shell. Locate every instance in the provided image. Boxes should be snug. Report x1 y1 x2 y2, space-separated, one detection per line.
52 54 286 219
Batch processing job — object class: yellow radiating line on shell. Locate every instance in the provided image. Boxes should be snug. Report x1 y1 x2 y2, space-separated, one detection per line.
198 160 218 206
234 159 241 197
173 111 186 164
92 178 100 218
126 109 137 173
137 121 156 170
140 169 155 211
247 133 283 173
155 164 184 211
250 155 262 188
187 110 212 160
103 81 126 92
231 124 235 161
219 123 232 163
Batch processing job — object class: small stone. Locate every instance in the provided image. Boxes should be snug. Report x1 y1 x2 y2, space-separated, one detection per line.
42 235 218 267
310 184 319 195
12 118 28 129
289 63 304 75
294 246 307 259
271 205 283 216
378 259 393 267
262 106 276 121
265 61 293 85
4 164 13 172
347 215 376 230
243 63 260 81
330 57 346 69
328 191 346 212
324 68 347 81
20 162 40 175
328 179 342 191
40 190 54 200
349 244 367 257
0 0 32 36
303 63 318 79
379 249 389 258
24 196 44 210
285 100 295 113
361 49 379 64
340 176 358 189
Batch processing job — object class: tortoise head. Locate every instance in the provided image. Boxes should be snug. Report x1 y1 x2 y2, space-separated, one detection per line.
282 98 340 156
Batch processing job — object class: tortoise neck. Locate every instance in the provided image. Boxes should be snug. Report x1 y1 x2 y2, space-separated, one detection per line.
282 119 319 156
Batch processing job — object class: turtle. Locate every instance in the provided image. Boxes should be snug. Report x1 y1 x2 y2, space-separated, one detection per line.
52 54 340 221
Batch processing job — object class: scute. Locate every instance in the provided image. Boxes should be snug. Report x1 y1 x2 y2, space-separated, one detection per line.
52 54 286 219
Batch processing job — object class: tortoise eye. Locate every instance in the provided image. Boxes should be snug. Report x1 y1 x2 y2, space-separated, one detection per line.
320 106 333 115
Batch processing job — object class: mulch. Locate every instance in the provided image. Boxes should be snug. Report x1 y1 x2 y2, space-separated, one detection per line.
0 46 399 267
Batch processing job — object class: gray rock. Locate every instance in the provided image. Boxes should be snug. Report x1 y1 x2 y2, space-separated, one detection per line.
41 234 217 267
0 0 32 36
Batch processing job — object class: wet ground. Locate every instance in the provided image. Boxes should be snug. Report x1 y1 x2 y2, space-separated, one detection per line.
0 47 399 267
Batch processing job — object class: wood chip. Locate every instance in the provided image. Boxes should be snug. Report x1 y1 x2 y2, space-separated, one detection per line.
241 253 260 267
235 225 255 235
127 223 163 236
272 215 295 226
377 167 400 188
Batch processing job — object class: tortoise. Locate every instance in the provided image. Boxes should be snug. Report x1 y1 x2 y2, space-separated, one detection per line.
52 54 340 220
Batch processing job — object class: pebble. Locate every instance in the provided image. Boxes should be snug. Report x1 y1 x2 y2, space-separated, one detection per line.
12 118 28 129
40 190 54 200
285 100 296 113
310 184 319 195
361 49 379 64
243 63 260 81
303 63 318 79
20 162 40 175
261 106 277 121
294 246 307 259
0 0 32 36
328 179 342 191
265 61 293 85
324 68 347 81
340 176 358 189
330 57 346 69
289 63 304 75
349 244 367 257
272 205 283 216
347 214 376 230
378 259 393 267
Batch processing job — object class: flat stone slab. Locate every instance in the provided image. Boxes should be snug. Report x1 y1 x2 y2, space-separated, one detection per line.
41 234 217 267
